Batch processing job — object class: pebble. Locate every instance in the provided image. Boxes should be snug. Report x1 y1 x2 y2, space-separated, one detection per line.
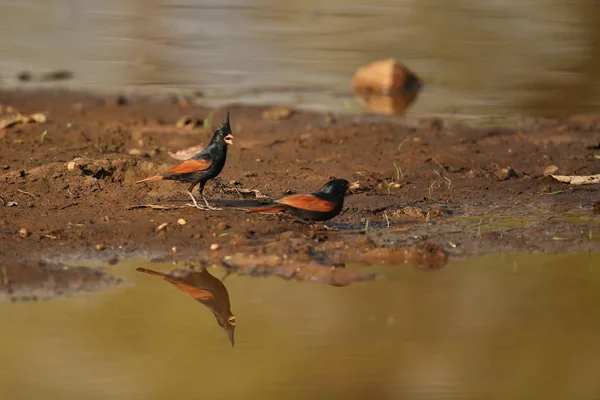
210 243 220 251
19 227 30 238
156 222 168 231
128 148 142 156
177 218 187 226
67 161 77 171
94 244 105 251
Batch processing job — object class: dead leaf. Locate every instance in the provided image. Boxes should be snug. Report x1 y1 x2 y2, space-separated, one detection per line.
550 174 600 185
0 111 47 129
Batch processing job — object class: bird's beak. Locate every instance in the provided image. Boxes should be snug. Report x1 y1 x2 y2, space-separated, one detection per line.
226 315 236 347
224 134 234 145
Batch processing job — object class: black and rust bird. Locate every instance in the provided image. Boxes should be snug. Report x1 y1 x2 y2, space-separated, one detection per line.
247 178 350 222
136 267 236 347
136 112 234 210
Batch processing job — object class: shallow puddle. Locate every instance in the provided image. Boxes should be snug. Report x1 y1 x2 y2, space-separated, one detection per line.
2 253 600 399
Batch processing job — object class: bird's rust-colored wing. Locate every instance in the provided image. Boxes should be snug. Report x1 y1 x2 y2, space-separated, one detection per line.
168 158 212 175
169 282 215 301
275 194 335 212
136 267 214 301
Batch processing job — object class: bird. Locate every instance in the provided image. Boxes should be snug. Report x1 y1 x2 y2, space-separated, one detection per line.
136 111 233 210
136 267 236 347
247 178 350 222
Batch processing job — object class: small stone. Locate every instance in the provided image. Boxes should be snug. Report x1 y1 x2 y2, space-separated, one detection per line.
19 228 30 238
156 222 168 232
67 161 77 171
210 243 220 251
30 113 47 123
128 148 142 156
543 165 559 176
177 218 187 226
171 246 177 254
94 244 105 251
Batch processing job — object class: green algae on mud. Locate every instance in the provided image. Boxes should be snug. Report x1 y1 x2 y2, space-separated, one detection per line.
1 253 600 399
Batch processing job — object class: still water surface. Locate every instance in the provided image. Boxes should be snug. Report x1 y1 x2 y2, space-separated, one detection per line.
1 253 600 399
1 1 600 119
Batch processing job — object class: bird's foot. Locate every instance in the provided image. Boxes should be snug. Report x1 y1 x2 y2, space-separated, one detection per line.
201 196 222 211
185 202 209 210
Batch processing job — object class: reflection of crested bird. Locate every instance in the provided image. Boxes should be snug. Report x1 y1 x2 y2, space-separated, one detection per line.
247 178 350 222
136 112 234 210
136 267 236 347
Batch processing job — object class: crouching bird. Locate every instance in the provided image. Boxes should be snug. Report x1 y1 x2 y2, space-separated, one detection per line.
247 178 350 222
136 112 234 210
136 267 236 347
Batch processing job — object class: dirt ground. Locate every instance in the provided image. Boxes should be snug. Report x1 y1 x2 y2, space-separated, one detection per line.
1 89 599 292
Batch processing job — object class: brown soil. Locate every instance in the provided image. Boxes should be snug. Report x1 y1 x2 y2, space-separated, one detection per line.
1 89 599 287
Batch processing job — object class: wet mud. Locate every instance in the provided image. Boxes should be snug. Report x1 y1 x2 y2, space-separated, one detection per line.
1 89 599 289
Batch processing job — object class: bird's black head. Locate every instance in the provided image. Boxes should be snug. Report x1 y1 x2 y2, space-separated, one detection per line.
321 178 350 196
211 111 234 146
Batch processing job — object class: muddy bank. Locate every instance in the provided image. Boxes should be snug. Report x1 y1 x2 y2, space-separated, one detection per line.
0 89 599 284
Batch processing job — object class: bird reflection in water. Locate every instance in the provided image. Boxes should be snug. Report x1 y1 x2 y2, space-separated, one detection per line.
136 267 236 347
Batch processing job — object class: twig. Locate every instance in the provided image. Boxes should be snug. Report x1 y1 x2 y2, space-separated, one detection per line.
50 202 79 211
17 189 37 198
127 204 189 210
428 179 438 196
383 212 390 229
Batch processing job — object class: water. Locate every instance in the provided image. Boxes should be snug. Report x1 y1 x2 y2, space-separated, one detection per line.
1 0 600 119
2 253 600 399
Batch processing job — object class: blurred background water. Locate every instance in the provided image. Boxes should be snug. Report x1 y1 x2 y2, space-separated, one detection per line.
1 0 599 118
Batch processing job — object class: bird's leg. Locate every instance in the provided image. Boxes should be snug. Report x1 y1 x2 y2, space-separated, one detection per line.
198 181 222 211
185 183 208 209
